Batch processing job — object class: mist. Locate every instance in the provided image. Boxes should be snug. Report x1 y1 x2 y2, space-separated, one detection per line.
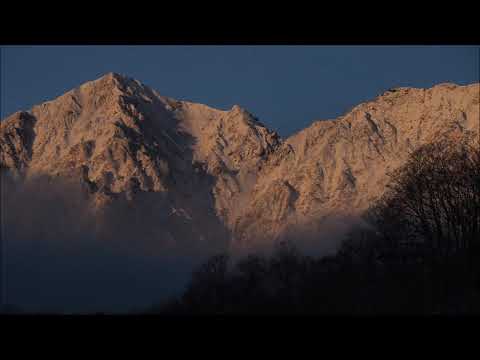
1 170 358 313
1 172 228 313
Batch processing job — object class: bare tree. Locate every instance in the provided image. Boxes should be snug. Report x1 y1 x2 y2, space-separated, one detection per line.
367 136 480 258
365 135 480 312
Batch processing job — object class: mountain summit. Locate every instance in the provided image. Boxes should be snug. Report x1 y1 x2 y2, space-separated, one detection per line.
1 74 478 251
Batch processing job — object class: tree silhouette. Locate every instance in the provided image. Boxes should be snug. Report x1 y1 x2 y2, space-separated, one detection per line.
151 135 480 315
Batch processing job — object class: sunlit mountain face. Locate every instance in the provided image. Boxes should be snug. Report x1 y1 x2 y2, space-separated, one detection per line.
1 72 478 313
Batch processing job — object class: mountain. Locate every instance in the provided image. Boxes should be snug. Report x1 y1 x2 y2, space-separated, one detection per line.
234 82 480 250
1 73 478 252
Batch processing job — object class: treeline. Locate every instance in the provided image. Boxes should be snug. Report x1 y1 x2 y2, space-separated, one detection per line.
150 136 480 315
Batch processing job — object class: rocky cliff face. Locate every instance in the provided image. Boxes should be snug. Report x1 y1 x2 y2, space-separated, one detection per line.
233 83 480 248
0 73 281 249
1 73 478 251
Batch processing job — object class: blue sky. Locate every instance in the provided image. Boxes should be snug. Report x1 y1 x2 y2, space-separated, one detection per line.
1 46 478 137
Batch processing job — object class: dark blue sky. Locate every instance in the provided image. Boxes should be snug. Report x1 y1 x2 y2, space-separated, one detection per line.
1 46 478 137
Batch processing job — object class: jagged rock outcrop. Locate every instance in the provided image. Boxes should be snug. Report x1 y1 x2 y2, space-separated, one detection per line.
0 73 281 246
233 83 480 248
1 73 478 251
0 111 36 173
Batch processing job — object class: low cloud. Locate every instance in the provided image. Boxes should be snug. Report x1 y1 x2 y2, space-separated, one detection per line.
1 172 227 313
1 172 356 313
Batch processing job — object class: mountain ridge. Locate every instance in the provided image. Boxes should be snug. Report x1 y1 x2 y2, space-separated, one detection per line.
1 73 478 252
